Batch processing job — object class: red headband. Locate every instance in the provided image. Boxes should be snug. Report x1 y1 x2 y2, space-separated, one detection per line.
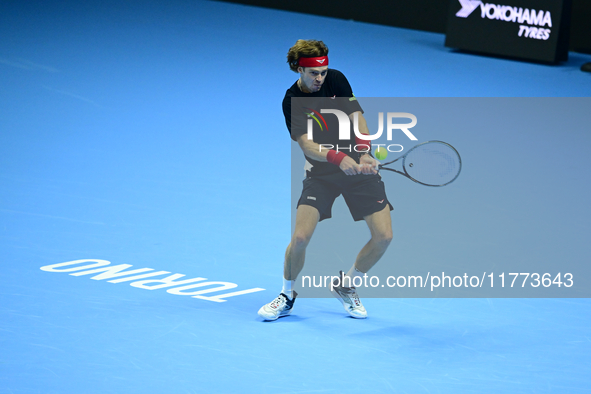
298 56 329 67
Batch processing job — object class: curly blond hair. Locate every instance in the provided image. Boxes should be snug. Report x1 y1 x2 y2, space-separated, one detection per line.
286 39 329 72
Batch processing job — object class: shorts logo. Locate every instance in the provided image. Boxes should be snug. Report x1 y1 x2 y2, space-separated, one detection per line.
307 196 317 200
377 199 384 203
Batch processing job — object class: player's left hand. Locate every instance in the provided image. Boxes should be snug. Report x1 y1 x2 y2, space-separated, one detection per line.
359 153 377 175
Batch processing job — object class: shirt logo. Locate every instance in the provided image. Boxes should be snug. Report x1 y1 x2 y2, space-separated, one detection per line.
304 108 329 132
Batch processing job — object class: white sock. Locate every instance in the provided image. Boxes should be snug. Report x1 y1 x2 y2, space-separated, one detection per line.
282 278 295 299
345 266 364 287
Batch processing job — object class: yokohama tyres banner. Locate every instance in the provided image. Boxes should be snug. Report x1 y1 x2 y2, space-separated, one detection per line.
445 0 572 63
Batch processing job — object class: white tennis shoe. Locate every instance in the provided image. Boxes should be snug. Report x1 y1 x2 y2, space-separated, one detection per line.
330 271 367 319
258 292 297 321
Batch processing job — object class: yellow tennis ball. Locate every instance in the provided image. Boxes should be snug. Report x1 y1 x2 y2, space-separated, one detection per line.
374 146 388 160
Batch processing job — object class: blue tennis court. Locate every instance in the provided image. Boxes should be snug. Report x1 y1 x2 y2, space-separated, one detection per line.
1 1 590 393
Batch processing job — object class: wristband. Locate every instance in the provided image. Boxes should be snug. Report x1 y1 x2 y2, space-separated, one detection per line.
326 150 348 166
355 135 371 153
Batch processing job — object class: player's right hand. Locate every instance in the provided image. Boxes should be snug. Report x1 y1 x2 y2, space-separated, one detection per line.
359 154 378 175
339 156 361 175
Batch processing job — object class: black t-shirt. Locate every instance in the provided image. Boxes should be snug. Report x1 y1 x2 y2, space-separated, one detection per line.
283 69 363 176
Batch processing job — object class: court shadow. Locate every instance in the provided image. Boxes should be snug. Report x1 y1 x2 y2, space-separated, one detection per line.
258 314 310 323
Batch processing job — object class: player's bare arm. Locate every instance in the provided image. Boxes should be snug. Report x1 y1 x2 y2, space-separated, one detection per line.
349 111 377 175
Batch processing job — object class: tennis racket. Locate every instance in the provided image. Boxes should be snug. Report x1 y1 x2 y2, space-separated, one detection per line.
376 140 462 187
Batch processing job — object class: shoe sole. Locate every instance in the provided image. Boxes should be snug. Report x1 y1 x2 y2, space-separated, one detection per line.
257 307 292 321
330 289 367 319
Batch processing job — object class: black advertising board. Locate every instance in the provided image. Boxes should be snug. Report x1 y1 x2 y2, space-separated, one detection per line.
445 0 572 63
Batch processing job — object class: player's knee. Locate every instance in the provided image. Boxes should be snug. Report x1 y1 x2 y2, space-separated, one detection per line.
292 232 312 250
374 230 393 247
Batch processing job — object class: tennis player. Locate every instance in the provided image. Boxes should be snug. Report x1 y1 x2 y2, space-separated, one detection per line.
258 39 393 320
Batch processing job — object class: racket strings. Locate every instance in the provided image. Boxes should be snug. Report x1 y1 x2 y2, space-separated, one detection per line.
403 143 461 186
